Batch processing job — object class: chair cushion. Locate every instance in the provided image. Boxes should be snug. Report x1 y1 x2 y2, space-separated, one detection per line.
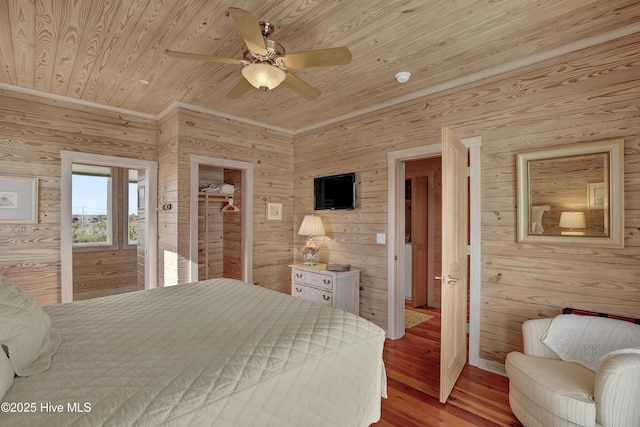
506 351 597 426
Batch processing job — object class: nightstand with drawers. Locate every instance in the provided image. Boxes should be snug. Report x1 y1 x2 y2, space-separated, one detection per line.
289 263 360 316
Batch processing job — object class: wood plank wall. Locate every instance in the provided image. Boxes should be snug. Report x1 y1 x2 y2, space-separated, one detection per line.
72 248 137 300
157 109 180 286
158 108 295 292
0 93 293 302
294 32 640 362
0 90 157 305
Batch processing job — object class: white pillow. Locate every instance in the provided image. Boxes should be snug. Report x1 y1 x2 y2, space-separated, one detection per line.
542 314 640 372
0 346 14 400
0 275 61 376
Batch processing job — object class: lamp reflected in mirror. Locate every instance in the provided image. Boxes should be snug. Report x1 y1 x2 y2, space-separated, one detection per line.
559 211 586 235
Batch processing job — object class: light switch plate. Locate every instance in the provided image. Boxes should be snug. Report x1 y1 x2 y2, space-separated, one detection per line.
376 233 386 244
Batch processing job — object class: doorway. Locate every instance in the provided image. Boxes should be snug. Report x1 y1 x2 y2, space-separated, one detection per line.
188 154 254 283
196 165 242 281
60 151 158 303
70 165 144 300
386 136 482 363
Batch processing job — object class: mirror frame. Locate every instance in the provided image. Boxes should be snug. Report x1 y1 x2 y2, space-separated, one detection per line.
516 139 624 247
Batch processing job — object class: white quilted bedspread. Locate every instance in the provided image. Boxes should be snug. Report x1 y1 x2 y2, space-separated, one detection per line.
1 279 386 426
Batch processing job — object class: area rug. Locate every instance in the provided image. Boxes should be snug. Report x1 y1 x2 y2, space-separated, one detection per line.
405 309 433 329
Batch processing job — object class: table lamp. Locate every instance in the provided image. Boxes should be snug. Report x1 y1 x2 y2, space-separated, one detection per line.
298 214 325 265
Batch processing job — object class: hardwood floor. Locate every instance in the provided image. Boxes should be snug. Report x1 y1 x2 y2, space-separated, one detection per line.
373 305 523 427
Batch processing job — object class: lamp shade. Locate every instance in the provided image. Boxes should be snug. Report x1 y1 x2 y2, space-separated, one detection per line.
559 211 586 229
241 63 286 90
298 214 325 237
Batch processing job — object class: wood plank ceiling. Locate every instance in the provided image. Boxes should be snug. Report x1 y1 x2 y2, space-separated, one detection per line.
1 0 639 132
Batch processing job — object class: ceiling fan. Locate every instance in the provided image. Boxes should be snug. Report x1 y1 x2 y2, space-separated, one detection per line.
166 7 352 100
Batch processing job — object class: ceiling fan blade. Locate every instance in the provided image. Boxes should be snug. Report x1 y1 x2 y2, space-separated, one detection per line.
226 78 254 99
277 47 352 69
228 7 268 56
166 50 243 65
281 72 320 100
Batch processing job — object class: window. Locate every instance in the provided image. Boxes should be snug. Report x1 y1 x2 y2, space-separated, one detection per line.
72 165 140 249
72 164 115 246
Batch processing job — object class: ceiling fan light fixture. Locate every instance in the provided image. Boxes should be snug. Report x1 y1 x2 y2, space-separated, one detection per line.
241 63 286 90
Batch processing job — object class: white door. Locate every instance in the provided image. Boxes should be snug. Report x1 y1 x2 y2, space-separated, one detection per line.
439 127 469 403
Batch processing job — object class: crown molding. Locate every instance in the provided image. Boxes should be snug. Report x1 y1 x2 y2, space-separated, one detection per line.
157 101 295 135
0 82 157 120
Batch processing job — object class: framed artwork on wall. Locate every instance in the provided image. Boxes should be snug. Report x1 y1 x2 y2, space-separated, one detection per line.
266 202 282 221
0 176 38 223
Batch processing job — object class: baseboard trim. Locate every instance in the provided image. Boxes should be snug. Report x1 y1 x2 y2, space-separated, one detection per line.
475 358 507 377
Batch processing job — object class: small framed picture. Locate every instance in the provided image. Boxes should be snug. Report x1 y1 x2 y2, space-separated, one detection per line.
587 182 605 210
266 202 282 221
0 176 38 223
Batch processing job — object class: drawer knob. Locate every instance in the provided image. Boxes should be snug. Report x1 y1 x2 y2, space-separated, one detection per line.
322 295 330 301
296 273 303 278
295 287 303 293
323 279 331 284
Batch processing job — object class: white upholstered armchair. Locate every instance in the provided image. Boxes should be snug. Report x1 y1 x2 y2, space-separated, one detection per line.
506 316 640 427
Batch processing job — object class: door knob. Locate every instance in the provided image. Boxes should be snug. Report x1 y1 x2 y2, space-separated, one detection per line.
435 275 459 284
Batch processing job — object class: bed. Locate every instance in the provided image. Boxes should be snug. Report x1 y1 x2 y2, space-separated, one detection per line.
0 276 387 426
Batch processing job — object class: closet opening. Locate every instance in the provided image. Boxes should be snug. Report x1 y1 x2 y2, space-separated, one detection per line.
189 155 253 284
197 166 242 280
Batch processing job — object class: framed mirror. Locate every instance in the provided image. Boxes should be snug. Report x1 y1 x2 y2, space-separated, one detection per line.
516 139 624 247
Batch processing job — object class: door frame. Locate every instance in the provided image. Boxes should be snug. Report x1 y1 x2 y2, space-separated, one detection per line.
386 136 481 367
189 154 254 284
60 150 158 303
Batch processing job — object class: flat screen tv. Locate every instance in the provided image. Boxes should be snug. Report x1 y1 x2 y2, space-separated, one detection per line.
314 173 356 210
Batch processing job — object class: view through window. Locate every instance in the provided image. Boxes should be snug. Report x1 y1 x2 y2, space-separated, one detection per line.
72 164 112 245
72 165 138 246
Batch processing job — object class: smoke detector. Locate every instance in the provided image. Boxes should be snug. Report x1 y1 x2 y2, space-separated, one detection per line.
395 72 411 83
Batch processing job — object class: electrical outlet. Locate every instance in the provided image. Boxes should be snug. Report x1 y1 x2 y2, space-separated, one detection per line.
376 233 386 244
